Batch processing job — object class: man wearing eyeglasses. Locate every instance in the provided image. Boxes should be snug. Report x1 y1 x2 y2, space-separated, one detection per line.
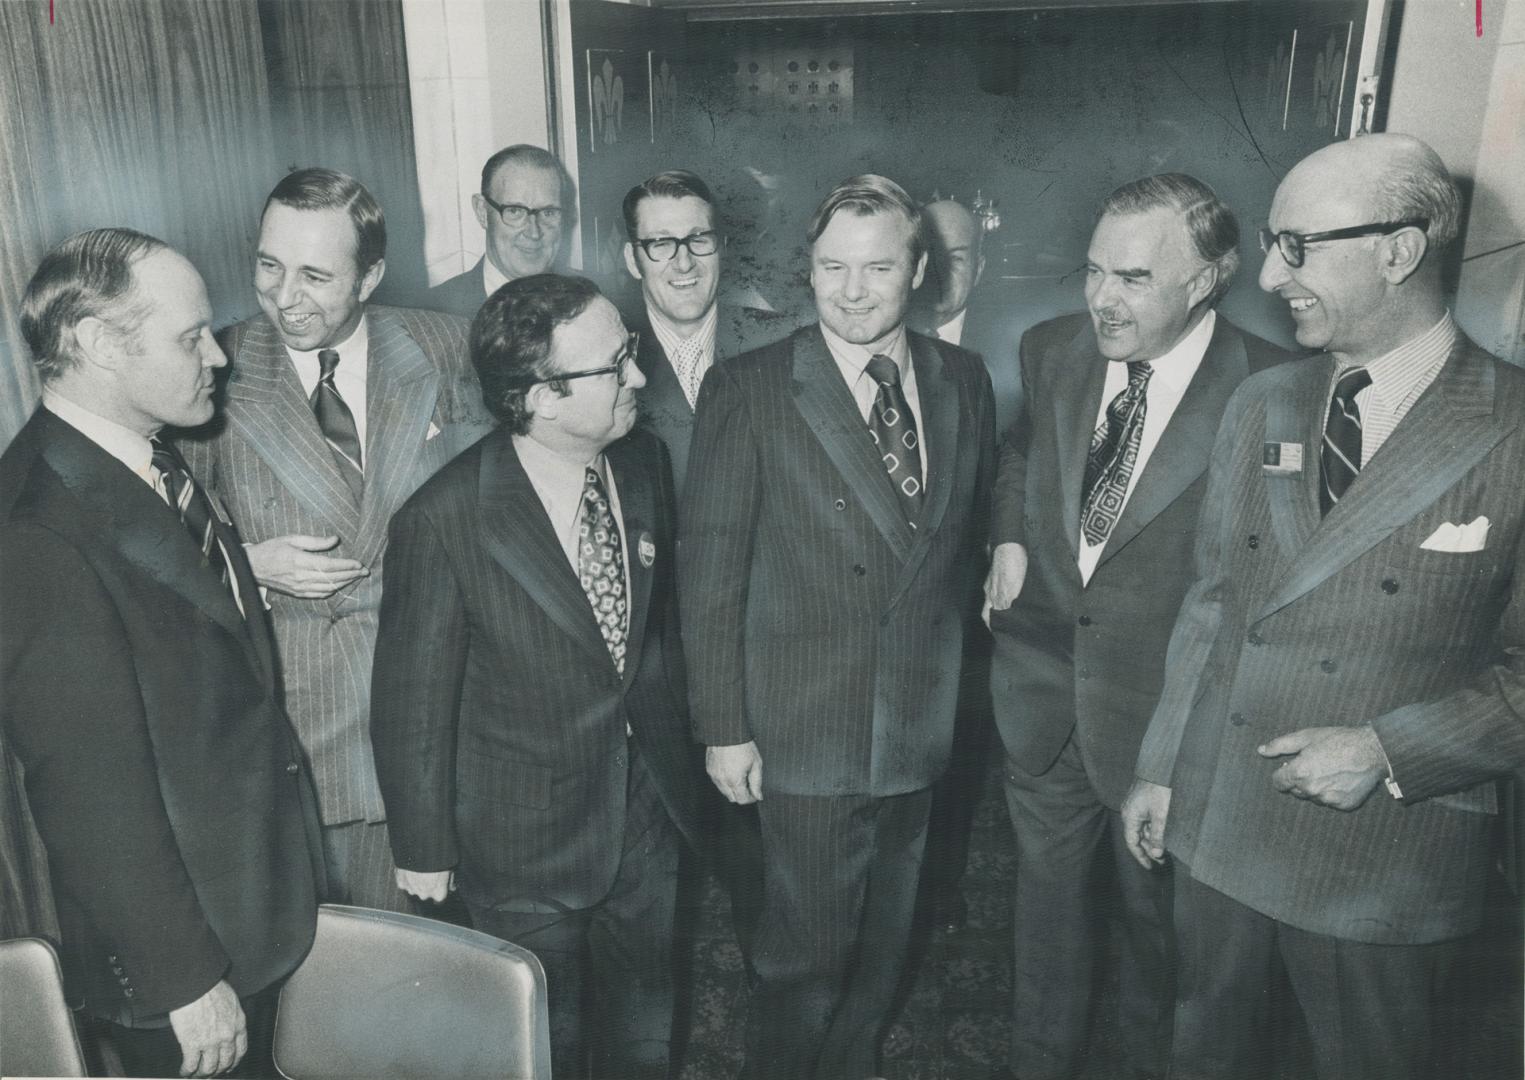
1122 134 1525 1079
621 170 790 494
427 144 573 319
373 273 700 1080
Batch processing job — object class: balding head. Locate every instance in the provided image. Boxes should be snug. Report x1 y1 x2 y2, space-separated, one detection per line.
1284 134 1460 250
921 199 986 323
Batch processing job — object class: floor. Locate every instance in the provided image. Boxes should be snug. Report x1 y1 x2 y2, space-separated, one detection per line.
671 753 1524 1080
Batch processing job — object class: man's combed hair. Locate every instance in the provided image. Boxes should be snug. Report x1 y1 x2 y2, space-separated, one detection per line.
21 227 168 381
472 273 602 435
1373 145 1462 251
265 167 387 274
808 174 926 264
622 170 716 240
1101 173 1240 307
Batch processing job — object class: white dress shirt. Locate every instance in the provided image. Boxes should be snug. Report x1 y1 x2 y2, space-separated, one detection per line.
513 433 630 594
284 314 370 461
483 257 510 299
819 320 929 478
933 309 968 346
1078 309 1216 584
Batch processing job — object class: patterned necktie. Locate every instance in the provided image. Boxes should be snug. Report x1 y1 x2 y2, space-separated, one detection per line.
865 353 923 525
1079 360 1153 547
1320 366 1372 516
578 466 628 674
150 437 239 612
671 336 707 408
312 348 364 499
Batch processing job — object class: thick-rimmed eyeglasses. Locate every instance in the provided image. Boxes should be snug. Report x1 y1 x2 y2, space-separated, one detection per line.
633 231 720 262
529 332 640 389
481 193 564 229
1257 218 1428 269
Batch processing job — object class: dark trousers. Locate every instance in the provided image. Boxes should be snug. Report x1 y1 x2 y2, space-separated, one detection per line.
86 984 280 1079
747 786 934 1080
711 793 766 973
926 624 993 905
467 747 681 1080
1003 737 1173 1079
1171 870 1461 1080
320 817 414 913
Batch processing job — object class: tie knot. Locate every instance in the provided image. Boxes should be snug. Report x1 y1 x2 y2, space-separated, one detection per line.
318 348 341 380
1126 360 1153 387
1333 366 1372 402
866 354 902 389
583 465 606 498
150 436 181 470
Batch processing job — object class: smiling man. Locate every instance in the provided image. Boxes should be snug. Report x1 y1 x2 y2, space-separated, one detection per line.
428 144 573 319
1122 135 1525 1080
983 174 1288 1080
680 174 995 1080
373 274 699 1080
180 168 492 913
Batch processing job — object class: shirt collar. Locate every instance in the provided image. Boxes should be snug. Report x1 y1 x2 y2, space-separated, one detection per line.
819 320 911 380
1340 311 1457 409
1139 308 1216 395
283 312 370 375
934 309 968 345
483 256 510 298
514 430 604 481
41 388 156 484
646 301 718 353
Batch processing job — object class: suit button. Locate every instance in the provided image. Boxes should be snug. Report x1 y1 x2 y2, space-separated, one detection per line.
1077 615 1092 627
1247 631 1264 646
286 761 301 775
123 988 134 998
834 499 847 511
108 954 118 963
329 614 341 624
1078 666 1091 680
1230 711 1247 726
1320 659 1337 673
118 975 131 986
1381 578 1400 594
1247 534 1259 549
853 564 866 577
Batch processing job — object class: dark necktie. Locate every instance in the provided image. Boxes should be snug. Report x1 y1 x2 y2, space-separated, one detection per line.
150 437 239 613
1320 366 1372 515
312 348 364 499
1080 360 1153 547
578 466 628 674
865 353 924 526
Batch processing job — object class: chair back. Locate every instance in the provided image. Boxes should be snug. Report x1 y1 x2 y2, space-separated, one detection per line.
0 936 87 1077
273 904 551 1080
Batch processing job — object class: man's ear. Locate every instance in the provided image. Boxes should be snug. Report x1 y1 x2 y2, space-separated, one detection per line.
73 316 123 371
1185 262 1218 310
471 193 491 232
1380 226 1430 285
358 258 386 303
527 381 559 422
910 250 929 292
623 242 642 281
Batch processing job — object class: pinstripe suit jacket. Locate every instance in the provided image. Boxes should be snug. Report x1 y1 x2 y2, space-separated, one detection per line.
1135 336 1525 943
679 324 997 797
989 313 1289 809
180 306 493 826
370 427 700 910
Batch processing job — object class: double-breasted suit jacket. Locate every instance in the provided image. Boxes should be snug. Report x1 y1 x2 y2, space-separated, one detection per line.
180 306 493 827
990 312 1290 808
680 325 997 796
627 302 793 494
1136 336 1525 943
0 409 322 1022
371 427 700 910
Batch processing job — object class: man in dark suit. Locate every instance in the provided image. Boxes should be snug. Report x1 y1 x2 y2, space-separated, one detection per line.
621 169 790 493
681 175 996 1080
985 174 1289 1080
426 144 573 319
1123 135 1525 1080
1 229 321 1078
181 168 493 913
373 274 700 1080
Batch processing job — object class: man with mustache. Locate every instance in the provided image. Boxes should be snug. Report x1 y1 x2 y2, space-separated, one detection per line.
986 174 1288 1080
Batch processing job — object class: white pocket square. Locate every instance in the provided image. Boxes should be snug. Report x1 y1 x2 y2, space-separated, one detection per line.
426 421 442 441
1420 516 1490 553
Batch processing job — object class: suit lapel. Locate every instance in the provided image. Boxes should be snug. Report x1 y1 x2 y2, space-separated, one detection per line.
476 432 613 667
1259 339 1511 618
1053 326 1110 558
907 331 958 544
790 326 916 560
635 326 694 440
607 437 655 690
353 308 441 569
224 317 363 539
1098 318 1249 563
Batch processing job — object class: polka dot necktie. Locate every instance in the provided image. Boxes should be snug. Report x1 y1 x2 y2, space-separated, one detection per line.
578 466 627 673
1080 360 1153 547
865 353 923 526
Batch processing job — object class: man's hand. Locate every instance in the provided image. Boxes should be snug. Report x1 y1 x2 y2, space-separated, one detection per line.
395 868 454 903
982 542 1030 626
1258 726 1386 811
1121 779 1172 870
246 534 368 598
707 742 763 805
168 979 246 1078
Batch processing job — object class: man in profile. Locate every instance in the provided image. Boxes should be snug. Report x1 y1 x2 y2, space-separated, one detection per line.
1 229 321 1078
681 174 995 1080
428 144 573 318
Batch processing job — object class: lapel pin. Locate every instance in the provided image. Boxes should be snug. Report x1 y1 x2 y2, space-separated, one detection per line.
638 533 656 568
1262 442 1304 475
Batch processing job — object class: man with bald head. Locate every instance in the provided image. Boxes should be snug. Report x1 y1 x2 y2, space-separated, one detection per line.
1123 134 1525 1079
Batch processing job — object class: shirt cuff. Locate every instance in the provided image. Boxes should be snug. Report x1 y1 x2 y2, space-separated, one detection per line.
1370 725 1403 800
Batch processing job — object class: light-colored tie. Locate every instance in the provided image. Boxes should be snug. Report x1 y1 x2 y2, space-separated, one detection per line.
672 336 707 407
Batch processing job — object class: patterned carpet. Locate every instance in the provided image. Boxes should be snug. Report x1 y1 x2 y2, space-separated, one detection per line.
671 754 1524 1080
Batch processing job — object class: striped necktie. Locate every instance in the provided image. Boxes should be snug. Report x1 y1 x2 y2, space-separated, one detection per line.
1320 366 1372 515
150 438 238 610
313 348 364 500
